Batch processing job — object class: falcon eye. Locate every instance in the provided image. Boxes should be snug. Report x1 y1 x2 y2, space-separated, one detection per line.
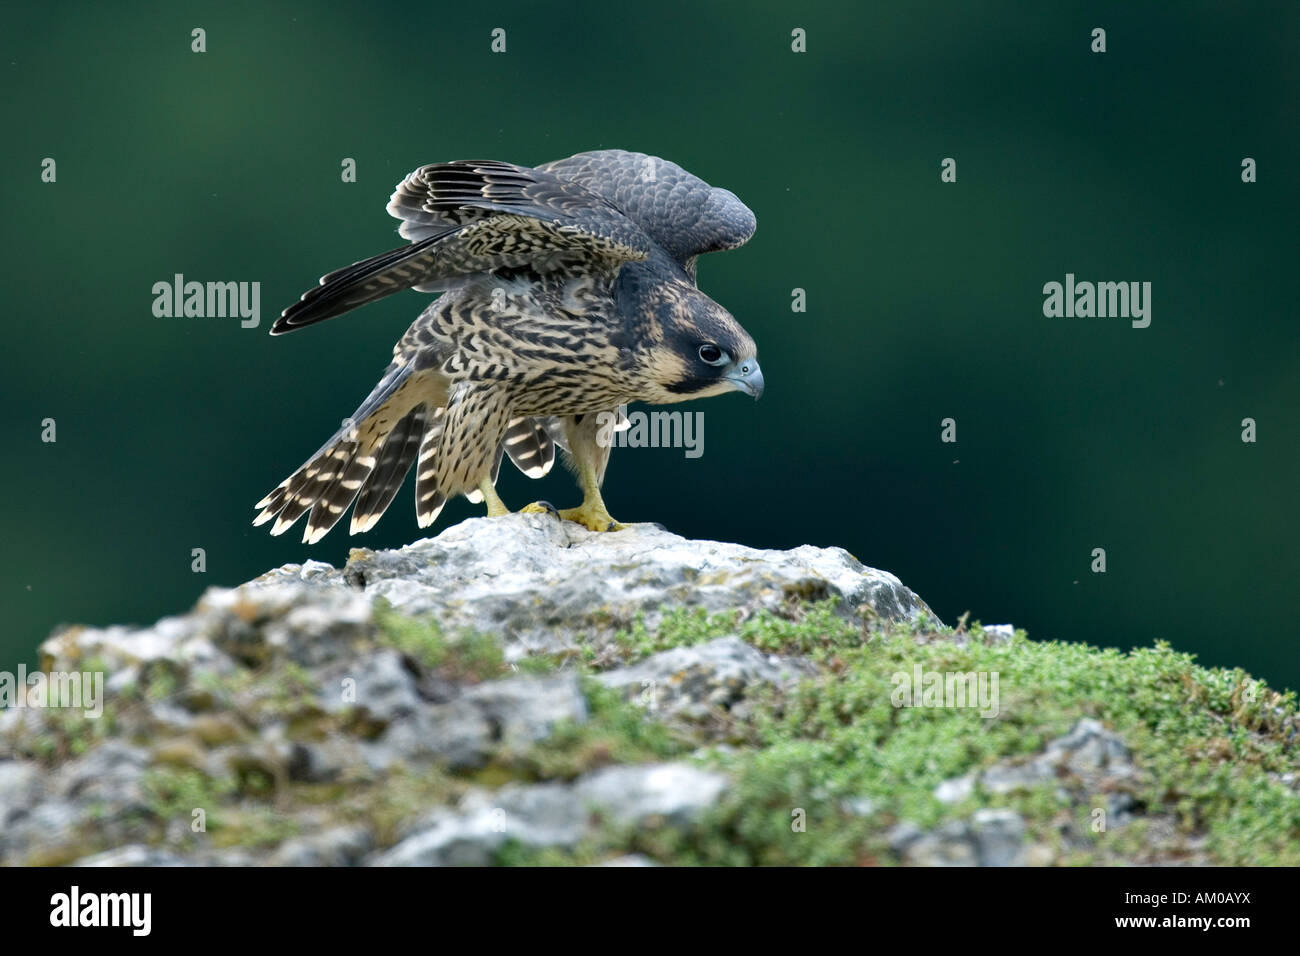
698 344 726 365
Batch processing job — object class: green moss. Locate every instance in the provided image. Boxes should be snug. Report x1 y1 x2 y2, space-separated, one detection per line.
296 764 462 847
192 666 256 703
137 755 459 853
483 678 692 783
209 807 301 850
143 662 180 701
9 700 122 765
373 599 505 682
141 767 237 829
511 652 573 676
609 606 731 661
604 600 871 666
736 601 867 656
502 609 1300 866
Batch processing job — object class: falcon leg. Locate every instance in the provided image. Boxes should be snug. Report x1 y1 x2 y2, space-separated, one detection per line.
523 411 625 532
555 459 625 532
519 411 624 531
477 478 511 517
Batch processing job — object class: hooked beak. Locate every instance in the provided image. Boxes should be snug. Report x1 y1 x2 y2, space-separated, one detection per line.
724 359 764 400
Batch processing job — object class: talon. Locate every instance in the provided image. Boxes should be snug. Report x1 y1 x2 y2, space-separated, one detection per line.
557 503 626 533
520 500 560 519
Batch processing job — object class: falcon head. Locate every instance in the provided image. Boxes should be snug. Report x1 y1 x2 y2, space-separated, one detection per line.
636 279 763 404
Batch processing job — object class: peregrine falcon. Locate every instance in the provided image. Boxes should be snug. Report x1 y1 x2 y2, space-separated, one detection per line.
254 149 762 541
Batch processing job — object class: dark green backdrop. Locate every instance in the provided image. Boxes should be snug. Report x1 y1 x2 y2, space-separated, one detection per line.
4 2 1296 689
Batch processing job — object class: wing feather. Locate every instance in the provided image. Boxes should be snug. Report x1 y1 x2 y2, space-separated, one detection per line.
273 161 651 334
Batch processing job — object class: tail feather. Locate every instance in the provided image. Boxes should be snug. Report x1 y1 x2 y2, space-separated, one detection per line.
254 441 348 519
464 417 554 502
254 393 565 541
351 405 426 534
303 443 377 544
255 359 446 541
503 417 556 478
254 438 364 536
414 408 448 528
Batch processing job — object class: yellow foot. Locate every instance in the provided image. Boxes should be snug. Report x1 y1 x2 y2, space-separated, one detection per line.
519 500 560 518
557 502 626 533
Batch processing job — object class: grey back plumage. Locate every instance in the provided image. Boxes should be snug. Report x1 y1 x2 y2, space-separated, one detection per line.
537 150 756 278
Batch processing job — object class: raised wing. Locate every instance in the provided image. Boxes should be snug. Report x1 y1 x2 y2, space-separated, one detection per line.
537 149 756 279
273 160 651 334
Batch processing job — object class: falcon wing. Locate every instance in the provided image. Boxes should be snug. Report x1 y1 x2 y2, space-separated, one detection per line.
536 149 756 281
272 160 651 335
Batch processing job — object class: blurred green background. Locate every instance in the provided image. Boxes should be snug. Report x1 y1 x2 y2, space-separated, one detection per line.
3 2 1296 689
